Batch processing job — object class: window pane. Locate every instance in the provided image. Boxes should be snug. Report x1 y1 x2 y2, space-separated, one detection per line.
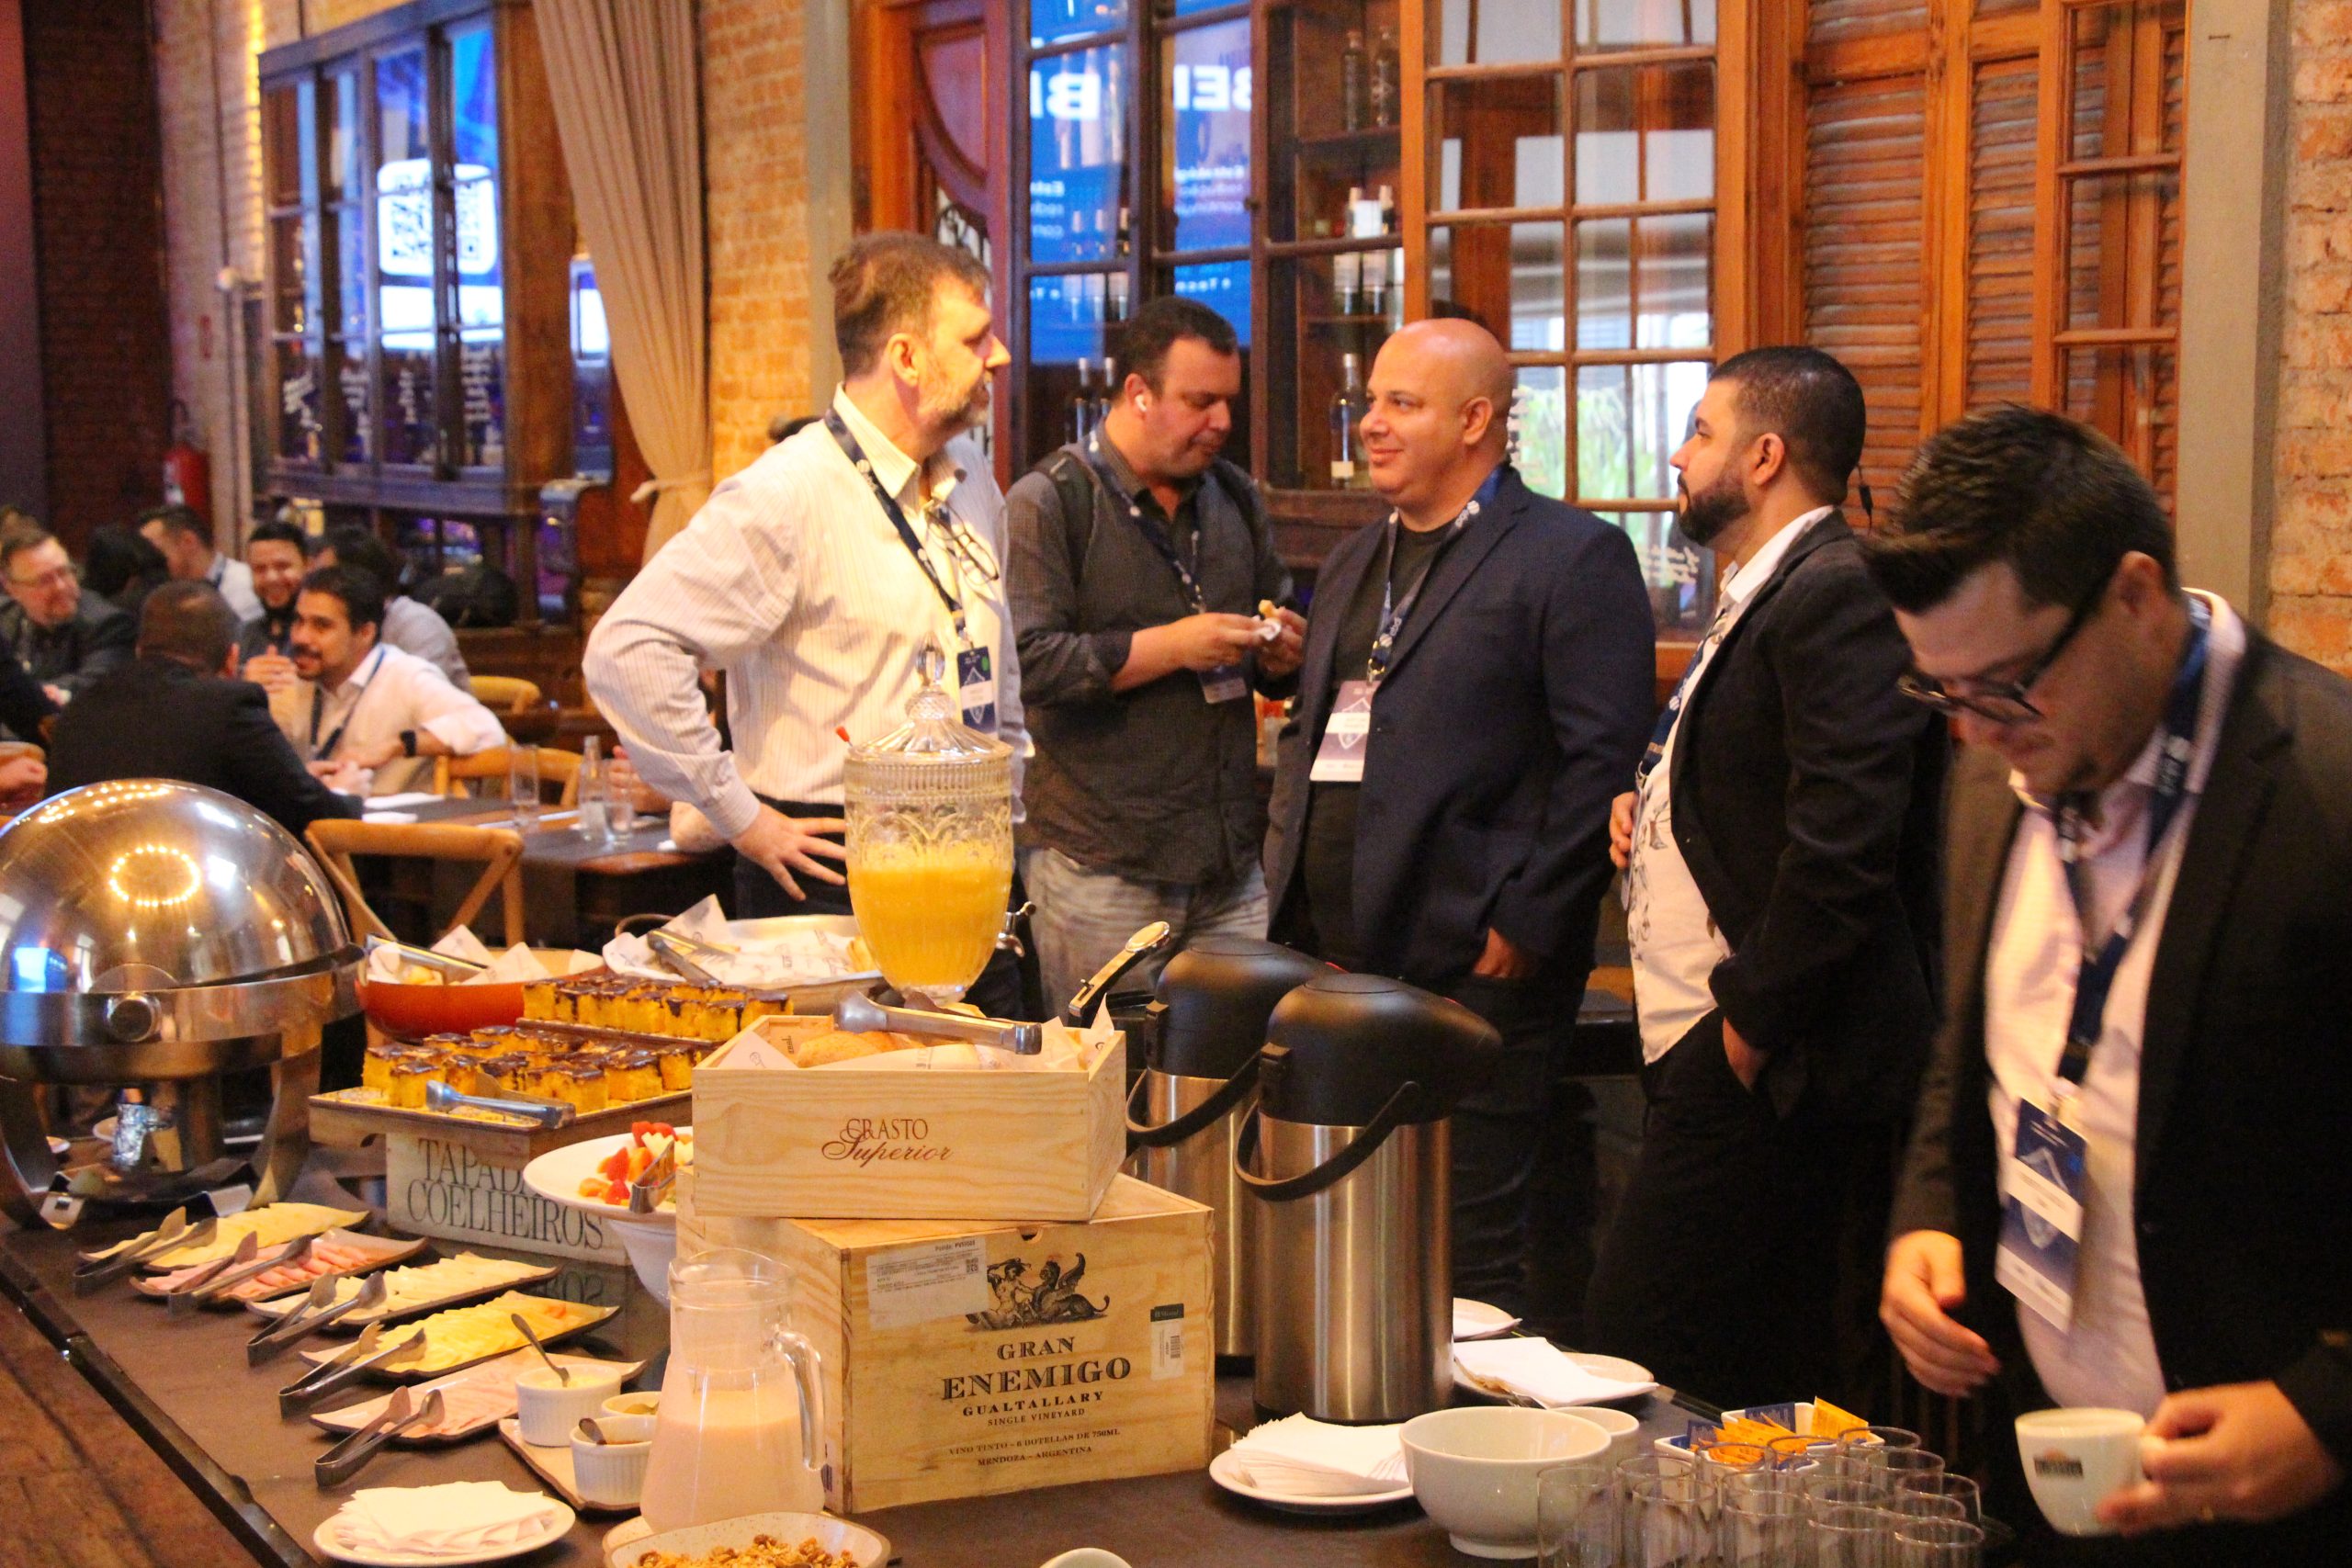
336 208 367 339
333 340 370 463
1426 223 1562 352
376 45 436 465
1574 62 1714 206
1602 510 1715 637
270 215 312 335
1172 258 1252 348
265 85 304 207
1576 0 1717 52
1031 45 1128 264
1163 18 1251 254
1431 75 1561 212
1434 0 1559 66
1031 0 1126 48
326 71 359 202
1576 360 1704 501
450 23 503 467
1576 215 1713 351
1511 365 1567 499
277 342 321 463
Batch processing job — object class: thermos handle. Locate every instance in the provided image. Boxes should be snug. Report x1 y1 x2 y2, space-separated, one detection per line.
776 1328 826 1480
1124 1055 1260 1152
1231 1080 1422 1202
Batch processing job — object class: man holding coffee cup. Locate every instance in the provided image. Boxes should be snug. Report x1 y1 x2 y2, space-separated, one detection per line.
1861 407 2351 1562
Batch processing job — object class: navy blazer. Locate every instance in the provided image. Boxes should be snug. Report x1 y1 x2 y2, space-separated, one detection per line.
1264 468 1654 986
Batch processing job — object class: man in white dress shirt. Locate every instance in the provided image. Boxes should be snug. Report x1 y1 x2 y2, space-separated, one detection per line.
138 504 261 622
584 232 1029 1011
274 563 506 797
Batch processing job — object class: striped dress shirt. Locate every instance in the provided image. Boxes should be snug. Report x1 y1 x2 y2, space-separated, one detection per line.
583 387 1026 842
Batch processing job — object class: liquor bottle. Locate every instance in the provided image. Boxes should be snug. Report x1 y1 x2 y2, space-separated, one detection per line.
1072 358 1095 446
1371 28 1400 126
1341 30 1367 131
1330 352 1368 490
1107 270 1130 321
1386 247 1407 330
1095 356 1119 433
1334 250 1362 317
1378 184 1397 233
1364 252 1387 318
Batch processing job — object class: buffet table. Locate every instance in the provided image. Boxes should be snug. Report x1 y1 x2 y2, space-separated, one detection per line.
0 1172 1698 1568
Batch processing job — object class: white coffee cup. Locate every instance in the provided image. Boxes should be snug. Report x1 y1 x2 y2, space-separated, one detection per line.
2015 1406 2151 1536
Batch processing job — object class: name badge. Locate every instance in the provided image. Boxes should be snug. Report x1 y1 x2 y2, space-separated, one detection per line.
956 645 1000 736
1309 680 1374 784
1198 665 1248 705
1994 1099 2089 1332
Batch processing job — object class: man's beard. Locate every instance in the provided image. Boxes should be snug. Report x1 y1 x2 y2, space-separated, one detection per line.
920 368 992 436
1677 468 1749 548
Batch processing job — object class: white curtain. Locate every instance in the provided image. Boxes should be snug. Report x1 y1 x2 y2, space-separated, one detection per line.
536 0 710 563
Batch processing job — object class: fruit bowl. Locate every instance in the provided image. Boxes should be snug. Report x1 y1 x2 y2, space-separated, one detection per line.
522 1128 686 1305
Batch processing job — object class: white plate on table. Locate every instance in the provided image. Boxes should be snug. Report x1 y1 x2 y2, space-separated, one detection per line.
312 1497 574 1566
520 1132 686 1304
600 1511 891 1568
1206 1447 1418 1516
1452 1298 1521 1340
1451 1348 1658 1406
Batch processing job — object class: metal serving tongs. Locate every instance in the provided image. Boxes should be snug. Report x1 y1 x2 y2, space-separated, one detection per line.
833 990 1046 1055
314 1387 446 1488
361 934 490 979
1061 920 1174 1028
279 1324 427 1416
646 929 720 984
628 1142 678 1215
169 1234 311 1318
73 1210 220 1294
248 1270 389 1366
423 1078 573 1130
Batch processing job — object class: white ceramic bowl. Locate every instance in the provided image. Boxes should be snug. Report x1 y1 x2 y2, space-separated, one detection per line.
521 1131 687 1304
603 1391 661 1419
571 1415 657 1509
516 1362 627 1447
1573 1405 1643 1467
1401 1405 1611 1560
604 1511 891 1568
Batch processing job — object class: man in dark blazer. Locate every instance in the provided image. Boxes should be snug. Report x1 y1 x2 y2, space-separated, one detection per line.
1264 317 1654 1314
1585 347 1948 1409
47 581 361 838
1868 407 2348 1564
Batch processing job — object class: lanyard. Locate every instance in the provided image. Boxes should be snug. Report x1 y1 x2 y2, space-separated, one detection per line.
1365 468 1503 684
825 410 969 645
1635 595 1737 788
1082 434 1209 613
309 646 385 761
2049 594 2211 1089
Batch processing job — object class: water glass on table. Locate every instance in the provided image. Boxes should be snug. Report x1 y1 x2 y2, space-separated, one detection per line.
1537 1456 1616 1568
1888 1517 1983 1568
507 746 541 829
1806 1501 1894 1568
1717 1484 1804 1568
1618 1453 1707 1568
1893 1473 1980 1525
578 736 610 840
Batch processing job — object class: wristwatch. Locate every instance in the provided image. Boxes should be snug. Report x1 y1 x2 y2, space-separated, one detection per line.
399 729 417 758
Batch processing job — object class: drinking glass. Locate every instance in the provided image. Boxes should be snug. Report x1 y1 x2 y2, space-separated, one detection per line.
1539 1457 1618 1568
1718 1486 1804 1568
1805 1502 1893 1568
577 735 610 839
1889 1517 1983 1568
1837 1427 1921 1481
1619 1454 1706 1568
507 746 541 829
1804 1477 1894 1515
1894 1474 1980 1526
1699 1441 1772 1498
1875 1450 1945 1492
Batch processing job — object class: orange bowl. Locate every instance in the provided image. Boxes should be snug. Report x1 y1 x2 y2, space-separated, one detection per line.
358 976 528 1040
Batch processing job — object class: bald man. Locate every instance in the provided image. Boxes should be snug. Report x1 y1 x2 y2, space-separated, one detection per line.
1263 319 1655 1316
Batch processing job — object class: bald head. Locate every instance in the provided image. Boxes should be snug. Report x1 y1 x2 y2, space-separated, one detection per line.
1362 319 1516 525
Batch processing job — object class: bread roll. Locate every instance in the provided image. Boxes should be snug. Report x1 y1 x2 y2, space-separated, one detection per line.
789 1029 925 1067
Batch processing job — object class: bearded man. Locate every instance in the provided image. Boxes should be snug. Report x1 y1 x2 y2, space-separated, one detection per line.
1583 347 1950 1408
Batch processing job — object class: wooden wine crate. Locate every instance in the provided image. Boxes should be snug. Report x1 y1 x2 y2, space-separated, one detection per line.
676 1169 1215 1512
687 1016 1126 1222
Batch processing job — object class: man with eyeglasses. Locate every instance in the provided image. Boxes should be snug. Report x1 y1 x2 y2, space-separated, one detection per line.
1867 405 2350 1562
1586 347 1948 1411
0 520 134 717
586 233 1031 1016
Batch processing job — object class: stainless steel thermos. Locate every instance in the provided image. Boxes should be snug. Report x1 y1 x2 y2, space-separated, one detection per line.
1238 972 1501 1423
1125 937 1329 1359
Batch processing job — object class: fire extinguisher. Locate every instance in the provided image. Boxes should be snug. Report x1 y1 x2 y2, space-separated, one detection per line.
161 399 213 533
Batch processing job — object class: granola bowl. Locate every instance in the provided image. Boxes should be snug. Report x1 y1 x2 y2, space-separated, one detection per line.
603 1511 890 1568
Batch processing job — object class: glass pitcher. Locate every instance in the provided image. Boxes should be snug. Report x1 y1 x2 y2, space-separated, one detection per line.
843 643 1013 1003
640 1247 827 1531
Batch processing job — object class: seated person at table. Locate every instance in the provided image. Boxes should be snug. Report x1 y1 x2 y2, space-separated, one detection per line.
0 520 134 711
309 525 469 688
45 581 360 836
138 503 261 621
236 518 311 666
84 522 172 619
266 564 506 797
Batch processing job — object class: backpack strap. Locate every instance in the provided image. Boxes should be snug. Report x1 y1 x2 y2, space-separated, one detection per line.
1036 447 1101 581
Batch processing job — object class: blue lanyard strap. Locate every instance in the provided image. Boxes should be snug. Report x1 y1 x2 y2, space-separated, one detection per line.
309 646 384 761
2051 594 2211 1087
825 410 968 643
1081 435 1209 613
1365 467 1503 684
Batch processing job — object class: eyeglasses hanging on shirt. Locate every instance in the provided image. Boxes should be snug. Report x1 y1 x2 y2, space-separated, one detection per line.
825 412 1000 734
1081 435 1248 705
308 645 386 762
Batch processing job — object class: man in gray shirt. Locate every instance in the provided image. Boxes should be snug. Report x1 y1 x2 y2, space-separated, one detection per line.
1008 297 1306 1011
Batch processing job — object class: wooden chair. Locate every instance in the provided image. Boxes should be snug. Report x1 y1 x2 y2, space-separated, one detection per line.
469 674 543 715
305 819 527 948
435 745 584 806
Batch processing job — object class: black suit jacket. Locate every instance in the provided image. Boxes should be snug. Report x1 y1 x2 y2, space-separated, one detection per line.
1264 468 1654 985
1667 512 1949 1119
45 656 362 838
1893 633 2352 1547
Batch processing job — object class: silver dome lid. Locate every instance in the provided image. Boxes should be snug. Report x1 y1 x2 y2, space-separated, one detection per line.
0 781 360 1081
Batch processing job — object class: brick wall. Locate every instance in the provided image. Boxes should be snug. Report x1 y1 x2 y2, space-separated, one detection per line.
21 0 172 544
2270 0 2352 669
